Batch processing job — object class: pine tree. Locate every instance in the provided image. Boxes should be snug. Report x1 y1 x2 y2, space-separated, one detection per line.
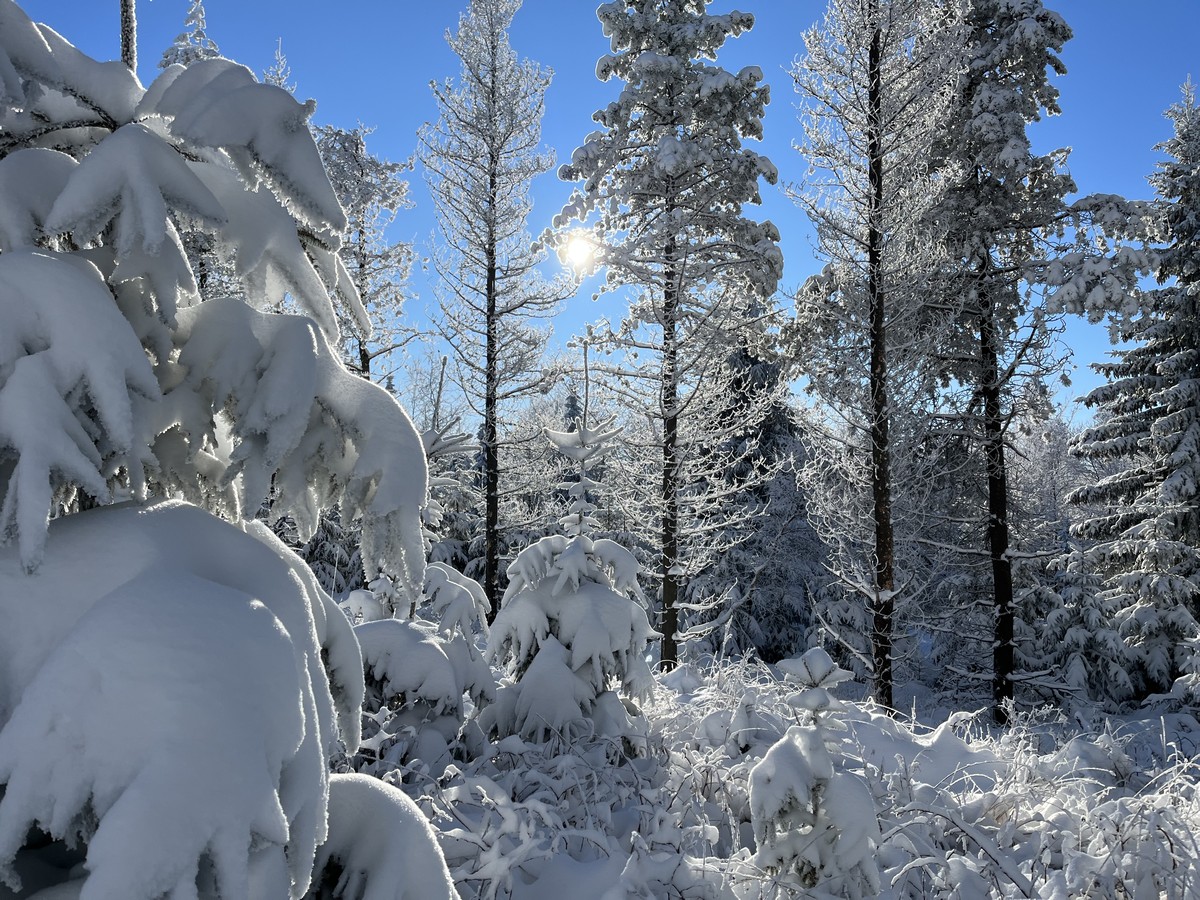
1069 83 1200 700
418 0 569 617
555 0 781 669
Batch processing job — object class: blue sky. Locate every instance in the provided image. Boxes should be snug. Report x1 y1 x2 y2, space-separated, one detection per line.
18 0 1200 408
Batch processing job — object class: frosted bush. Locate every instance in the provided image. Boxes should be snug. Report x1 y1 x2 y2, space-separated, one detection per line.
746 648 881 897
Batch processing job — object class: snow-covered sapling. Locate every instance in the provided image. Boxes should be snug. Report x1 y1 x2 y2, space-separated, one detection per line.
352 562 495 779
483 415 657 751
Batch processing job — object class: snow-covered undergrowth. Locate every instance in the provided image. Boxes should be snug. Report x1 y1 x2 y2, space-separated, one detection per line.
387 651 1200 899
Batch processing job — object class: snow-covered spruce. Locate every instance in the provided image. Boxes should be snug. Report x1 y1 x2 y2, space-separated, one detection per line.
1063 84 1200 705
554 0 783 669
747 648 880 897
0 5 449 897
0 504 449 900
482 416 656 749
0 1 427 601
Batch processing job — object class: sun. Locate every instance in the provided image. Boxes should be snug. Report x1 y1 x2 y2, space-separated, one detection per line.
563 231 596 272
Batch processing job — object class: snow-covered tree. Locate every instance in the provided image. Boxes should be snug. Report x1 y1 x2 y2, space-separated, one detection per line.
483 415 656 749
418 0 570 615
677 333 816 660
0 4 445 895
555 0 782 668
927 0 1076 720
158 0 220 70
315 123 415 382
1067 83 1200 702
351 562 494 781
789 0 961 707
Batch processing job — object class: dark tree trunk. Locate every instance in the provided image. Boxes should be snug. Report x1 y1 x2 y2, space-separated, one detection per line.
660 239 681 670
356 231 372 379
120 0 136 71
481 31 502 622
483 149 500 622
866 12 895 710
981 291 1015 723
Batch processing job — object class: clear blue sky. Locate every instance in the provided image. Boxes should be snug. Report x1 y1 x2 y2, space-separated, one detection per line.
18 0 1200 408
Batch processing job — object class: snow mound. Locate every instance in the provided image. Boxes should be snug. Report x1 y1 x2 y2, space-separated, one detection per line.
309 774 455 900
0 502 365 899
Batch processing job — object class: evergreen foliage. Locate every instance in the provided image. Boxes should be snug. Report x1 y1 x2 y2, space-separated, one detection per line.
1069 84 1200 701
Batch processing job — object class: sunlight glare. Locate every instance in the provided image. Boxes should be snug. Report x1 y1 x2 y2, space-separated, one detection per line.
564 232 595 272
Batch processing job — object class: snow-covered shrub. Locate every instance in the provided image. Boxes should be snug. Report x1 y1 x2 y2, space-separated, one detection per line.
870 708 1200 900
354 620 493 779
746 648 881 898
350 559 494 781
483 418 656 750
419 739 653 899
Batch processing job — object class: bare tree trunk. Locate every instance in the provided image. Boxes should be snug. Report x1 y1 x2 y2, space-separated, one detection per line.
980 289 1014 723
660 239 681 670
483 150 501 621
120 0 136 71
866 12 895 711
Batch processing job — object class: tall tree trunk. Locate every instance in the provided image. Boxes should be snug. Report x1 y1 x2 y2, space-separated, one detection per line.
120 0 136 71
981 288 1014 722
483 170 500 621
660 238 681 670
866 12 895 710
482 33 502 621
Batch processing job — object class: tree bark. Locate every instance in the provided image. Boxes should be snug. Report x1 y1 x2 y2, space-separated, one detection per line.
120 0 136 71
660 238 681 670
866 12 895 710
981 289 1015 723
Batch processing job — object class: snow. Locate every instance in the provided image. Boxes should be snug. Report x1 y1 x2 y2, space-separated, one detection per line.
151 57 345 235
169 297 429 601
0 2 141 124
0 501 365 898
45 123 226 255
0 149 76 251
311 774 456 900
0 251 160 571
187 159 338 336
356 619 465 715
